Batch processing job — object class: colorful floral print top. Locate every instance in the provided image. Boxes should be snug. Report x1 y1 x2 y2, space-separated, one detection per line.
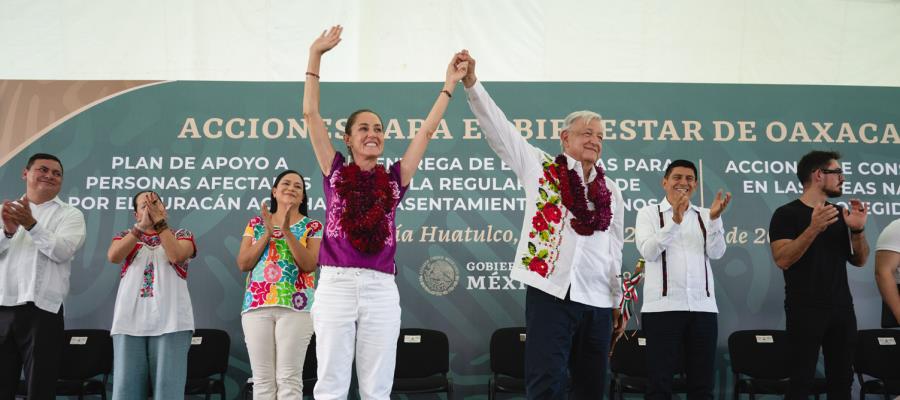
241 215 323 313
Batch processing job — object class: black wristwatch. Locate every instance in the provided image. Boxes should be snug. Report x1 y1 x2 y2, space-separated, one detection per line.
25 221 37 231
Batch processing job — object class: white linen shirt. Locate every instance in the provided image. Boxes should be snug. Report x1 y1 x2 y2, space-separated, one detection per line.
635 197 726 313
466 81 624 308
0 196 86 313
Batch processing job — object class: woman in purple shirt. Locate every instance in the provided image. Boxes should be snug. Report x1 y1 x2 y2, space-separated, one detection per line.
302 25 467 400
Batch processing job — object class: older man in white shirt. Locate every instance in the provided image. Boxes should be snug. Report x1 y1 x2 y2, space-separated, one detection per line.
459 51 625 400
0 153 86 400
634 159 730 400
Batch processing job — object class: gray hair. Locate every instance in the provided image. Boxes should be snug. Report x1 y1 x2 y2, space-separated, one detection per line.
562 110 602 132
560 110 603 153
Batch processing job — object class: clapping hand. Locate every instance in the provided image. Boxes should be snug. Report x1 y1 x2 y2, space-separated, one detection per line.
709 190 732 220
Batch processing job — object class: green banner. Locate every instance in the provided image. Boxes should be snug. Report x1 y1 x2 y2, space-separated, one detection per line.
1 80 898 398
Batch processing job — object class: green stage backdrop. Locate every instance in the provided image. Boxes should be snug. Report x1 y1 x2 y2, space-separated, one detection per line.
1 81 898 399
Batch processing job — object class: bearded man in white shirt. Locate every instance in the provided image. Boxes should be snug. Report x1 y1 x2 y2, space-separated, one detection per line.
0 153 86 400
634 160 731 400
458 50 625 400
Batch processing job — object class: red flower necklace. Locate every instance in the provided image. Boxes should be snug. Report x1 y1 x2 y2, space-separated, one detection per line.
335 162 394 253
553 154 613 235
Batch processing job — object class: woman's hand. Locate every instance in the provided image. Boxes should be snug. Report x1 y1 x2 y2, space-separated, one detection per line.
446 55 469 84
310 25 343 56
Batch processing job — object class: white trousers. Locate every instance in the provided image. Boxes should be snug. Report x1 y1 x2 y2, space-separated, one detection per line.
311 267 401 400
242 307 314 400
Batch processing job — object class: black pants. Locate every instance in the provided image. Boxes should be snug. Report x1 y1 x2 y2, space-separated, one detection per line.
643 311 717 400
0 303 64 400
785 305 856 400
524 287 612 400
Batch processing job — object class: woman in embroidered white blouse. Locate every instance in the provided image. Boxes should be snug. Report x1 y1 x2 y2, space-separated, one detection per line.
106 191 197 400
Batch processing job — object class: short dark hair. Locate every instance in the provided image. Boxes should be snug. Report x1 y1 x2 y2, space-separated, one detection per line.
26 153 63 175
270 170 309 215
664 159 697 178
132 191 157 211
797 150 841 185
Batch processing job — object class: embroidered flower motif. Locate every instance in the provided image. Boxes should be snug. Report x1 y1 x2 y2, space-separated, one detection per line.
544 167 559 182
275 282 294 306
280 262 299 284
242 216 322 313
263 263 282 283
519 156 567 278
528 257 549 277
243 292 253 309
275 241 291 261
532 213 549 232
264 287 278 304
292 292 308 310
306 220 323 235
139 262 155 298
541 203 562 224
248 281 272 308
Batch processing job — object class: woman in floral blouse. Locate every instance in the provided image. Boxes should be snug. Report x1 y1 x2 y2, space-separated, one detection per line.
107 191 197 400
236 169 323 399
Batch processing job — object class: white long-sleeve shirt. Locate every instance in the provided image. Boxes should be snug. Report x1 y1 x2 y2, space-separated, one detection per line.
0 196 86 313
466 81 624 308
635 197 726 313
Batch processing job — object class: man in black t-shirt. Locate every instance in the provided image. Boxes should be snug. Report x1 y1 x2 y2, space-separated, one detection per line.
769 150 869 400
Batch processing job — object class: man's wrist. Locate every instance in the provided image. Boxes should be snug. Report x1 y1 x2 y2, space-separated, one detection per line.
850 227 865 235
25 220 37 231
3 228 14 238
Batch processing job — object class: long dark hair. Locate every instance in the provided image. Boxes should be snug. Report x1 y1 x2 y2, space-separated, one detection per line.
269 170 308 215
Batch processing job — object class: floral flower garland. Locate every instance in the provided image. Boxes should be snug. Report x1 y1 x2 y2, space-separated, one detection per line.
335 162 394 253
553 154 612 235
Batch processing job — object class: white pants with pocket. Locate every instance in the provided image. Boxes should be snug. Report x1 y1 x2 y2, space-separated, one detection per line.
311 266 401 400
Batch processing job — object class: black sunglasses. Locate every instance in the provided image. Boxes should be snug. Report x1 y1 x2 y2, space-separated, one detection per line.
820 168 843 175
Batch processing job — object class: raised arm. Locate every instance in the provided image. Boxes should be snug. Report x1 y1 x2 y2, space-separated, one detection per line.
460 51 537 177
303 25 343 175
145 193 193 264
399 53 468 186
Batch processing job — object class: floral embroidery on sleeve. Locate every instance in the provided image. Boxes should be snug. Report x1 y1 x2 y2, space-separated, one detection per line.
521 156 565 277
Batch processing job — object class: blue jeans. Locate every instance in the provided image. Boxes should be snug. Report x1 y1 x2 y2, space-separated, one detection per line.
524 287 612 400
112 330 192 400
